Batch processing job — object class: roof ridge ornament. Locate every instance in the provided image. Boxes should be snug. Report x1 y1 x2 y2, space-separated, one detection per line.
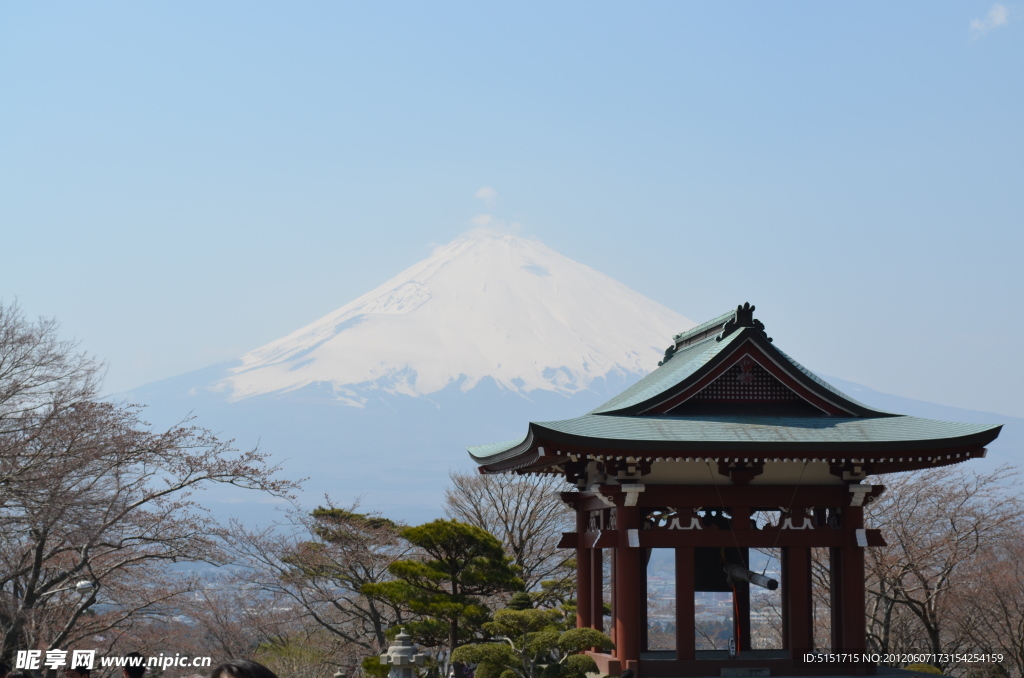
718 302 772 343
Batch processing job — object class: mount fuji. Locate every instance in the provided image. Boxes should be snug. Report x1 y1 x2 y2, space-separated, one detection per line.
221 231 693 404
125 231 695 521
124 230 1020 523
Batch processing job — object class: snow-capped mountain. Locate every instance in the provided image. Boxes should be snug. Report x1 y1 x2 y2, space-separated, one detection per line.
217 231 694 404
128 231 695 522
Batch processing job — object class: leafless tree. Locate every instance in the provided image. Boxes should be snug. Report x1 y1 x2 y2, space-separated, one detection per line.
225 503 411 673
957 540 1024 678
0 305 100 509
179 576 304 662
253 624 351 678
0 302 295 660
863 465 1024 673
444 471 573 598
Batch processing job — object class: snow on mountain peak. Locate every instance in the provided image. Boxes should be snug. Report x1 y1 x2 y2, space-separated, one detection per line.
222 230 695 403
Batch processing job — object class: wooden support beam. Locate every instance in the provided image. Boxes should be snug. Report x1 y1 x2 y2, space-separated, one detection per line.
579 528 885 548
829 545 844 651
840 544 868 652
576 510 592 629
614 506 642 666
676 546 695 661
783 546 814 652
572 484 884 512
736 581 752 652
840 507 868 652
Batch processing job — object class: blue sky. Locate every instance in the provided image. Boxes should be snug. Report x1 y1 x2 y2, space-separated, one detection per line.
2 2 1022 418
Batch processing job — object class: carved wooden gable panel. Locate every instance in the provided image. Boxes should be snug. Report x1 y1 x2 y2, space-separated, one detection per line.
691 356 801 403
664 353 826 415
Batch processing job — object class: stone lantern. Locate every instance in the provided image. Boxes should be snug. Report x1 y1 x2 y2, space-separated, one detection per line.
379 628 428 678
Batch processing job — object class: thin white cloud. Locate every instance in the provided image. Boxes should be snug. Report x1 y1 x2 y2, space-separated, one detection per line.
971 3 1010 37
471 214 494 227
474 186 499 208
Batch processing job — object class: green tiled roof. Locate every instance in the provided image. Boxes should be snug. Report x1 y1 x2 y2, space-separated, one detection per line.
540 414 996 447
590 331 745 414
468 415 1001 460
467 303 1003 472
672 310 734 344
465 439 524 458
590 306 890 416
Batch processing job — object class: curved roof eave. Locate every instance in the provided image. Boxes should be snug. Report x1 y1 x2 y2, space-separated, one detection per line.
469 416 1002 472
528 418 1002 455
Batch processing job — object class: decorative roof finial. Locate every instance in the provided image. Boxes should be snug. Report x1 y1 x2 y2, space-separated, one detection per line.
735 302 756 326
658 344 677 366
718 302 772 342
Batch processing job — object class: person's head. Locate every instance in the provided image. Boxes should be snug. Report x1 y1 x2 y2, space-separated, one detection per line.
65 666 91 678
620 670 635 678
209 661 278 678
122 652 145 678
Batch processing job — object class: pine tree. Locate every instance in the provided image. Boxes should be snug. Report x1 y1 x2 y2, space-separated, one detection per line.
363 519 525 665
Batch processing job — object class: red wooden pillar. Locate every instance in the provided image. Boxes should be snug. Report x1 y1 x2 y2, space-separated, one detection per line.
840 506 867 652
735 582 752 652
830 505 868 654
829 545 845 651
640 550 649 652
592 547 605 632
675 546 695 660
576 509 592 629
614 506 642 668
781 547 791 649
840 545 867 651
731 507 753 652
782 546 814 653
